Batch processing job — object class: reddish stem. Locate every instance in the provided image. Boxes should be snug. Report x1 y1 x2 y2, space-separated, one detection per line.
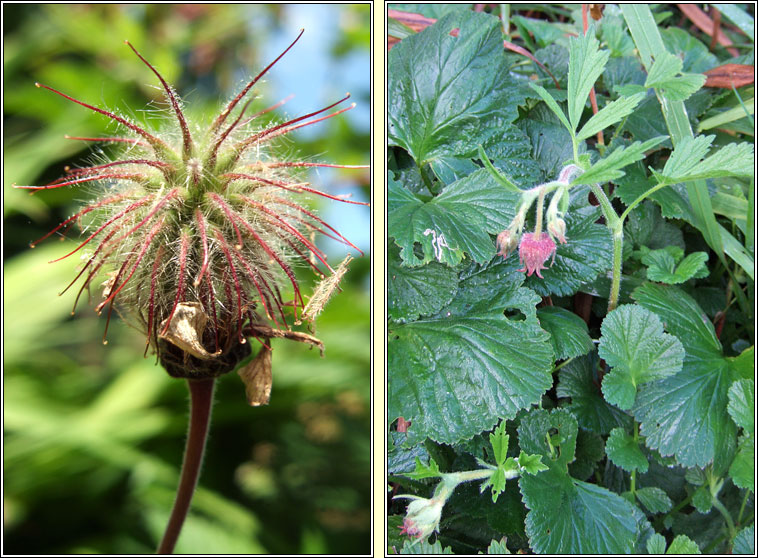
157 378 216 554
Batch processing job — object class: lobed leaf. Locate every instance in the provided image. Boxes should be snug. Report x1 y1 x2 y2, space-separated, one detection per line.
605 427 649 473
536 306 594 360
599 304 685 410
570 136 667 185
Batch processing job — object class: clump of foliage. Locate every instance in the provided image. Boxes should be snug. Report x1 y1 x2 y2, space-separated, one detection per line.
388 4 754 555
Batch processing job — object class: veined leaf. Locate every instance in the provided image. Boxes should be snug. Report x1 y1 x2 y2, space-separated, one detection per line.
576 92 645 142
571 136 667 185
658 135 755 183
388 279 553 446
388 10 523 166
388 169 520 267
388 243 458 323
635 486 672 514
527 82 572 135
727 379 754 434
641 248 709 284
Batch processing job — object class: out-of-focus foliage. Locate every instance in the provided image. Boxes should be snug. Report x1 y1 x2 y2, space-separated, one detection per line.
3 4 370 554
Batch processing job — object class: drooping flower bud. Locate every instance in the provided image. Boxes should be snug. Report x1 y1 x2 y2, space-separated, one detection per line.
396 495 444 541
518 232 557 278
547 217 567 244
495 229 519 259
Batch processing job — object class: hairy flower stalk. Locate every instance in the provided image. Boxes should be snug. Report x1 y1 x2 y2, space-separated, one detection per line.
15 32 367 553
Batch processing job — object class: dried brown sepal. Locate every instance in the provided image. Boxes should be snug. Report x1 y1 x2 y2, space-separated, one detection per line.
158 302 223 359
237 343 273 406
296 254 353 325
247 324 325 357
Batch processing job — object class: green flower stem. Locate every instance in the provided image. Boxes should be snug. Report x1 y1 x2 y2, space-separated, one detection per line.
157 377 216 554
588 183 623 312
534 187 548 239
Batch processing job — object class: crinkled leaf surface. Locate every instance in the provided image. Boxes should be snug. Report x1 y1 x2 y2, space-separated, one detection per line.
523 191 613 297
388 169 520 267
518 409 638 554
388 267 553 446
388 10 523 167
557 352 633 435
667 534 702 554
599 304 685 410
631 283 739 469
536 306 593 360
388 243 458 323
606 427 649 473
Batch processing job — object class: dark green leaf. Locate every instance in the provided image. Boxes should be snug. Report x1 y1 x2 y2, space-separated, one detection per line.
557 352 633 435
642 248 709 284
536 306 593 360
518 410 638 554
388 243 458 323
727 379 754 434
389 11 522 166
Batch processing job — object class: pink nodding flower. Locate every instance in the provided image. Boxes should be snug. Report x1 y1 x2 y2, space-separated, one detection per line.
518 232 557 278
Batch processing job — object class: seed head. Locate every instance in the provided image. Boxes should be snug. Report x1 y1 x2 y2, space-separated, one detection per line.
15 32 367 378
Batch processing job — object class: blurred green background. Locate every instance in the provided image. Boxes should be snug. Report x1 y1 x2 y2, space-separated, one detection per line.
3 4 371 554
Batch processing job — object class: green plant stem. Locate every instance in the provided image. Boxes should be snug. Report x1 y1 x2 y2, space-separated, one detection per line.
737 490 750 525
157 377 216 554
711 496 737 541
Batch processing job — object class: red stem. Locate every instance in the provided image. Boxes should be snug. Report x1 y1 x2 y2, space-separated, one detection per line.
157 378 216 554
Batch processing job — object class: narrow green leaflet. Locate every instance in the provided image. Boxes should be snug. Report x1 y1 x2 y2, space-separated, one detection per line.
635 486 673 514
388 169 520 267
631 283 739 469
576 92 645 142
388 243 458 323
644 50 706 102
490 421 509 466
567 26 610 132
518 409 639 554
605 427 649 473
570 136 667 185
388 280 553 446
557 352 633 435
388 10 523 166
536 306 593 360
641 248 709 284
599 304 685 410
657 135 755 183
527 82 572 135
